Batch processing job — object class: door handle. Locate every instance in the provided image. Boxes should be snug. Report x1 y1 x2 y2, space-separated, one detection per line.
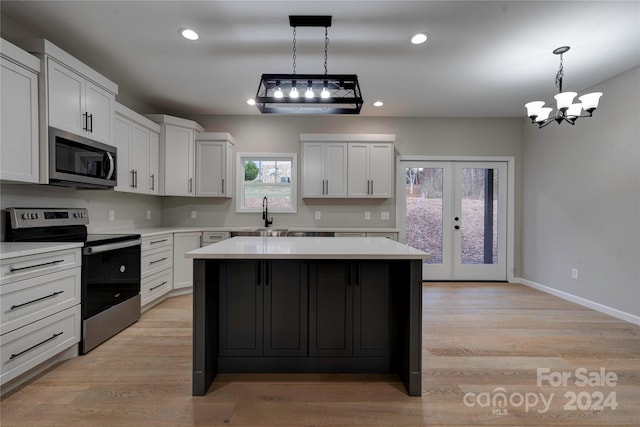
150 174 155 191
130 170 135 188
455 225 460 230
189 178 193 193
83 112 88 131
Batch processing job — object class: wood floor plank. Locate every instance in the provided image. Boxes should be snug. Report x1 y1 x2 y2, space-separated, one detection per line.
1 283 639 426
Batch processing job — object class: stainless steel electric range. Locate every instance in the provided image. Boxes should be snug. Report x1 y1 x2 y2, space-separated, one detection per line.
6 208 141 354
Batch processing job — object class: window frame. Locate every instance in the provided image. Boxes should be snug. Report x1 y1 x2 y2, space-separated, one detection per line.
235 152 298 214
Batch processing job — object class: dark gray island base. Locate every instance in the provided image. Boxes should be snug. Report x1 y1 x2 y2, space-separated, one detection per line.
192 257 423 396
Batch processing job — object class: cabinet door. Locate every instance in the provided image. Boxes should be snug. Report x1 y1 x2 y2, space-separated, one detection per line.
353 262 391 357
131 124 150 193
325 143 347 197
195 141 224 196
172 232 201 289
264 260 308 357
302 142 325 197
84 80 114 143
113 115 132 192
219 260 263 357
308 261 353 357
0 58 39 183
148 131 159 194
47 59 84 135
347 143 370 197
163 124 194 196
368 143 394 198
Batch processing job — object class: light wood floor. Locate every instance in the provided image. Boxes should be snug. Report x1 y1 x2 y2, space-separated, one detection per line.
1 283 639 426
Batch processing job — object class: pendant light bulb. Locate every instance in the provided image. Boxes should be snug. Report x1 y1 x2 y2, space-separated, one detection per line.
321 83 330 99
274 86 284 99
290 87 299 98
305 88 314 99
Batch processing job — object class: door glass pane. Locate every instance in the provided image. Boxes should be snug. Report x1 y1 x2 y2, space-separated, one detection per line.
459 168 499 264
405 167 443 264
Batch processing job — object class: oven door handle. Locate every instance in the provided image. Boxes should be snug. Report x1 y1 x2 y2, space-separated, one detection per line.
83 239 141 255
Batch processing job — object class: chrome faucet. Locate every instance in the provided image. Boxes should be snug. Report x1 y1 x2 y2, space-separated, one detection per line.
262 196 273 228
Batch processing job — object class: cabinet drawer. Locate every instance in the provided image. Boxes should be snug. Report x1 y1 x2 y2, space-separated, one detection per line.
141 234 173 251
202 231 229 245
366 232 397 241
1 249 80 285
141 268 172 307
0 304 81 386
334 232 366 237
141 246 173 277
1 267 81 335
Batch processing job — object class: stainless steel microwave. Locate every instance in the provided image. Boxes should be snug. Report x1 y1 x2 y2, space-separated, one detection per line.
49 127 117 189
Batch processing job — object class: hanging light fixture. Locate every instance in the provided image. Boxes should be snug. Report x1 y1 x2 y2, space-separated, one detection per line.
525 46 603 128
254 16 364 114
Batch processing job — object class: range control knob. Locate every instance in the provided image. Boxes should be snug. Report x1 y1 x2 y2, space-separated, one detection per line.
21 213 30 220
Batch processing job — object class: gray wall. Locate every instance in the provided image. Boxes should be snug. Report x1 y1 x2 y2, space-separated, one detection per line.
521 66 640 316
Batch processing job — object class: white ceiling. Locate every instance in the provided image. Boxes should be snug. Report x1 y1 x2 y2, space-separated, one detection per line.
1 1 639 118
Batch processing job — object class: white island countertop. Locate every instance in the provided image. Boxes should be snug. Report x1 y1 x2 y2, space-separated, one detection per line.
186 236 430 260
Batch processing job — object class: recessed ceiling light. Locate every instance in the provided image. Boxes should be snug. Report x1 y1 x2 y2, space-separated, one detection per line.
410 32 429 45
247 98 256 106
373 101 384 107
180 28 199 41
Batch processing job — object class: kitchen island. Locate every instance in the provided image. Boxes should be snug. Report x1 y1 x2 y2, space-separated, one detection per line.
186 236 429 396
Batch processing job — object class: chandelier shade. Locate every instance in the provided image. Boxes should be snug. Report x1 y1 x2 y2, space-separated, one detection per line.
525 46 603 128
253 15 363 115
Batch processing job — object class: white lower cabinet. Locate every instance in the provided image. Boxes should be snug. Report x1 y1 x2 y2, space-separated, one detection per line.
173 232 202 290
141 268 173 307
140 234 173 309
0 247 82 391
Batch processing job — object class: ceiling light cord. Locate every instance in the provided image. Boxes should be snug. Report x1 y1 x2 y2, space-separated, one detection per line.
555 52 564 93
292 26 297 75
324 26 329 75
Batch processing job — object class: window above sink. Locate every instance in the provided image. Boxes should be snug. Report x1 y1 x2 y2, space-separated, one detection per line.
236 153 298 214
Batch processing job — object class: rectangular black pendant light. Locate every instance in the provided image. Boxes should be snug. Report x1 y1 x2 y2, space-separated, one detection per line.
254 15 363 115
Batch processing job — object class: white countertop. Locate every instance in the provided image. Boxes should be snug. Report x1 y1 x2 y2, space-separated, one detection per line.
96 226 400 238
186 236 429 260
0 242 83 260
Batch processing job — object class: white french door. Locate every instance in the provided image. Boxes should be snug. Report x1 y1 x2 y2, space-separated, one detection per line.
401 160 508 281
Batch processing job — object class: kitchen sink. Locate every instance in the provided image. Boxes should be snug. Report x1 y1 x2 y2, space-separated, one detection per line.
230 229 334 237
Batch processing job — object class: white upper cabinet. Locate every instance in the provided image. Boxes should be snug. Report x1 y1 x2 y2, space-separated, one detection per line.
301 134 395 199
114 102 160 194
147 114 203 196
301 142 347 198
0 39 40 183
195 133 235 198
27 39 118 145
348 142 394 198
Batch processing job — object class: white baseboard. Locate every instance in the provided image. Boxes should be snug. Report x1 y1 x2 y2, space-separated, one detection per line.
515 277 640 326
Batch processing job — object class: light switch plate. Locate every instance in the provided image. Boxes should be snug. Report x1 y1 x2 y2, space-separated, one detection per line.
365 211 371 220
191 210 197 219
146 210 151 220
108 210 115 221
315 211 321 220
381 211 390 220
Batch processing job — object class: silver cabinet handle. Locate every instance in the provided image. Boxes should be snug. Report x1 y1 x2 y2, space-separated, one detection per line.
189 178 193 193
83 239 141 255
150 174 155 191
135 170 138 188
222 178 225 194
149 239 168 245
130 170 135 188
370 180 374 195
10 291 64 309
9 259 64 272
149 257 168 265
10 332 63 360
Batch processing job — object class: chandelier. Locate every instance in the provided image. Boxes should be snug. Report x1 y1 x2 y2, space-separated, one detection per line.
254 16 363 114
525 46 603 128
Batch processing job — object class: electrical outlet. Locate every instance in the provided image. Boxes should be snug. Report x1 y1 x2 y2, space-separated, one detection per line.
365 211 371 220
315 211 321 220
108 210 115 221
191 210 197 219
571 268 579 280
381 211 390 220
146 210 151 220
